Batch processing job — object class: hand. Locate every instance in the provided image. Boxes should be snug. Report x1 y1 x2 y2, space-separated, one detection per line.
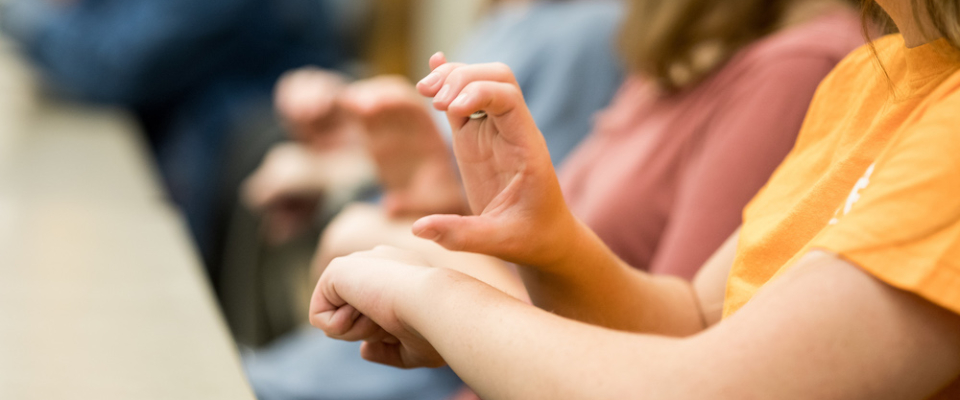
242 142 375 244
339 75 468 218
312 203 532 303
411 53 579 267
274 67 360 151
309 246 447 368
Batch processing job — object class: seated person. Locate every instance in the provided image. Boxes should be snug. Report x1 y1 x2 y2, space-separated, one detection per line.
310 0 960 398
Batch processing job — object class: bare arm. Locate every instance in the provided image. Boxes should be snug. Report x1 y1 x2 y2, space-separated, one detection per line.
313 249 960 399
424 251 960 399
321 203 738 335
514 220 714 335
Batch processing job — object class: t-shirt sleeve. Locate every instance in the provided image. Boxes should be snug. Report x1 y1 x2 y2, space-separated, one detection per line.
812 91 960 315
649 56 836 279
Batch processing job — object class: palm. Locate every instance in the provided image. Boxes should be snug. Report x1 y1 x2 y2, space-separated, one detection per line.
451 118 529 216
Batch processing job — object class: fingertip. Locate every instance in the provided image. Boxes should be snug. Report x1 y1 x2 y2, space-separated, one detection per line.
411 217 441 242
323 305 361 336
429 52 447 70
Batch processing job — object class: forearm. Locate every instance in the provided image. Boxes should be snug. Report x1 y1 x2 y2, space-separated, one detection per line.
405 268 688 400
522 220 704 335
396 254 960 400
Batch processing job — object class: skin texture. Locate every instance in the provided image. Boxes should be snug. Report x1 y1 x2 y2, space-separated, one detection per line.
309 2 960 397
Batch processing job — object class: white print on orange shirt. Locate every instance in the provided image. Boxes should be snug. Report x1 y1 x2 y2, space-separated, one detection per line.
829 163 876 225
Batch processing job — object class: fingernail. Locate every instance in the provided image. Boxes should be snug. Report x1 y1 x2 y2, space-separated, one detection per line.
417 228 441 241
434 85 451 103
419 72 440 87
450 93 471 109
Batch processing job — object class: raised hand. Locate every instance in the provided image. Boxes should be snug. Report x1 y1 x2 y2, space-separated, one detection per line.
339 76 468 217
309 246 448 368
412 53 579 268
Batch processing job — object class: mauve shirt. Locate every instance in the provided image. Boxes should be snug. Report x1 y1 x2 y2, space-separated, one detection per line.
558 10 865 279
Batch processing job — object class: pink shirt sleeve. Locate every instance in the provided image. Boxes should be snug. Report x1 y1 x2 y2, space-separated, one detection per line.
648 57 838 279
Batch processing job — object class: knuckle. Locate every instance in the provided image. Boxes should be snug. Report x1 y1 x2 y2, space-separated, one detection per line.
446 68 466 88
490 62 515 80
442 234 465 253
503 83 523 98
325 256 352 272
436 63 459 79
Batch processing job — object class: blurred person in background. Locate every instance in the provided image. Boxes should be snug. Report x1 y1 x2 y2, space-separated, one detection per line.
0 0 360 286
240 1 626 399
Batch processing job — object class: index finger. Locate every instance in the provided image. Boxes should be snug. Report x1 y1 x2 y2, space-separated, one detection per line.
429 52 447 71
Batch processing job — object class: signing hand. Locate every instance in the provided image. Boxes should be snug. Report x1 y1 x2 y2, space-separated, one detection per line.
411 53 579 268
339 75 468 218
274 67 360 151
309 246 448 368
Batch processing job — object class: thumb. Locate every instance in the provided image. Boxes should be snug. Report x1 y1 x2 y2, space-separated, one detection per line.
412 214 506 256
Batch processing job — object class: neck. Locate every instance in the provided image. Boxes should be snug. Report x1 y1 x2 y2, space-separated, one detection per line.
879 0 943 48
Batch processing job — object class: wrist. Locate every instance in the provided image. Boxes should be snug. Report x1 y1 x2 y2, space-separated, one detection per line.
395 266 459 341
538 216 606 276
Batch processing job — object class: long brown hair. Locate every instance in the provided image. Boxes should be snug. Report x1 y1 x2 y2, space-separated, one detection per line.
861 0 960 46
913 0 960 48
620 0 793 91
620 0 861 92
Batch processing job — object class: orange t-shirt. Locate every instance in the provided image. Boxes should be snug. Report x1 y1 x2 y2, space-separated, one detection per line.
724 34 960 318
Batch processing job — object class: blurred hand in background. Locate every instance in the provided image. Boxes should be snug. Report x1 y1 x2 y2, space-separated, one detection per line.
245 69 469 245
